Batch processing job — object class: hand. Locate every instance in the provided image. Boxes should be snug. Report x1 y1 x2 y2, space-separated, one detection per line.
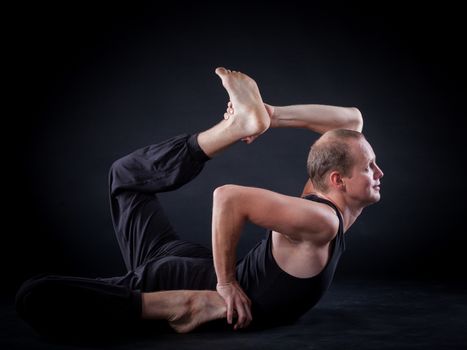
216 280 252 330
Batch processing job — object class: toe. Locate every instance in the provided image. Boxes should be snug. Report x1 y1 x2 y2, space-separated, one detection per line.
215 67 228 76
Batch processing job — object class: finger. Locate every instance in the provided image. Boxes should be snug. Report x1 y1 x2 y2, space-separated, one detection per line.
223 112 230 120
228 101 232 108
232 309 239 330
235 296 251 327
238 288 249 300
245 303 253 326
235 302 247 330
239 298 251 327
227 301 233 324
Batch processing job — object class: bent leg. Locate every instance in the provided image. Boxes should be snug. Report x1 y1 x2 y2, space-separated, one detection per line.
110 67 271 271
110 133 213 271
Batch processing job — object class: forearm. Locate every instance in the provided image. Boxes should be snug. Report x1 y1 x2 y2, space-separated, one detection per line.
211 185 246 284
270 104 363 134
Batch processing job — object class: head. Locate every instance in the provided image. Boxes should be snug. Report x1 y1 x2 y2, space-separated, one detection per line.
307 129 384 207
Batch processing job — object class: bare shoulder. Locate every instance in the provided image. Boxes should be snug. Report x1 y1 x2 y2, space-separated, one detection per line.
297 200 340 245
215 184 339 245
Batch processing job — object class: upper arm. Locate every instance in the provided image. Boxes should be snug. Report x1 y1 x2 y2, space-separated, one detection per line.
215 185 338 245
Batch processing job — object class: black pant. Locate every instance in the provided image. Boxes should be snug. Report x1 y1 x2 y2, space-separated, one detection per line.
16 133 219 336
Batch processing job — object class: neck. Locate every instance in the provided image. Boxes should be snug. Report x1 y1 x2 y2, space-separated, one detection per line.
310 191 364 233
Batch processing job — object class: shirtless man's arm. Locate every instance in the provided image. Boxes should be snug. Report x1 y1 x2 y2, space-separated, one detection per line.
268 103 363 133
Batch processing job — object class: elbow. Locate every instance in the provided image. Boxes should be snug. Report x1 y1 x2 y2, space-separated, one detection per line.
348 107 364 132
212 185 246 223
213 185 238 205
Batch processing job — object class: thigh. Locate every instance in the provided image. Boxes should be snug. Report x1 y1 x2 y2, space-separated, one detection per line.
112 191 180 271
157 239 213 259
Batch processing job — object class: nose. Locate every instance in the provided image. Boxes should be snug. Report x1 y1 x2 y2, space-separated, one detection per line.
375 164 384 179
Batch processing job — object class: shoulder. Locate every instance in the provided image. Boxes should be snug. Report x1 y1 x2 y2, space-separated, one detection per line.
296 200 340 245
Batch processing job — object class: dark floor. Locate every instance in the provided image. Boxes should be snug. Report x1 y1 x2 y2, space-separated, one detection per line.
1 278 466 350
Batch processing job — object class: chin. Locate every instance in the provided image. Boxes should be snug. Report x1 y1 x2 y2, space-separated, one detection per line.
362 193 381 207
370 193 381 204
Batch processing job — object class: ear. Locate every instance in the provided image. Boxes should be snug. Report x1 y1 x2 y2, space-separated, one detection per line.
329 171 346 191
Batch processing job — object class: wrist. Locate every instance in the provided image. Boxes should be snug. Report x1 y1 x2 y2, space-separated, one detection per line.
269 105 282 128
216 278 237 288
217 279 236 286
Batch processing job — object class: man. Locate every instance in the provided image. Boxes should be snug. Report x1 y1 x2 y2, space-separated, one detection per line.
16 67 383 336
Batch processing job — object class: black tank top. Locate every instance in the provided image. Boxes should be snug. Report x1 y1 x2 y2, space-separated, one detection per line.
235 194 345 327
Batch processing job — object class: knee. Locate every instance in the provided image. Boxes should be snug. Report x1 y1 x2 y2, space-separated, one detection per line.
109 156 137 197
15 274 55 323
109 158 124 194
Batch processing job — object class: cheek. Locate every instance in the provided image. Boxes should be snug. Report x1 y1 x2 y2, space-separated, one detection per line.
357 176 373 192
347 174 372 193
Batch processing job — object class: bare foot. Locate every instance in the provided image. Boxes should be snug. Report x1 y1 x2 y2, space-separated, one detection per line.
215 67 270 144
168 291 227 333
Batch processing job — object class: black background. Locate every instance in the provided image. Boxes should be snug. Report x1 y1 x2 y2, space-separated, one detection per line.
5 1 466 296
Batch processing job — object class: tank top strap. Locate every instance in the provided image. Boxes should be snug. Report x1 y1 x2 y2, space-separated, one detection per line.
303 194 344 238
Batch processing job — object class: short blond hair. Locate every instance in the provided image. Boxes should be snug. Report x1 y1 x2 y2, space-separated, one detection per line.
307 129 365 192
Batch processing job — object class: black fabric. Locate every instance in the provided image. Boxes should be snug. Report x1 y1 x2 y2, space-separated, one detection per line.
16 133 215 336
109 133 213 272
236 194 345 328
15 273 144 337
16 133 345 335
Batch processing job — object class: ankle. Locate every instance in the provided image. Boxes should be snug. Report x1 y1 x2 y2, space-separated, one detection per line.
168 292 193 323
197 120 239 158
229 106 270 137
244 108 270 136
141 291 191 321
